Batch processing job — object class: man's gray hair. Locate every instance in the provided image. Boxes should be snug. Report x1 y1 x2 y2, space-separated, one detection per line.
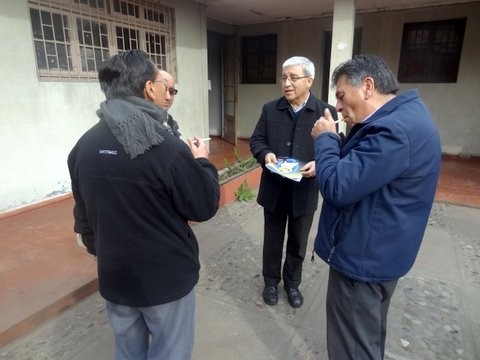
282 56 315 79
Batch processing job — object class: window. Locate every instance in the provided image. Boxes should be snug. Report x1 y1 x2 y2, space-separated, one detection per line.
74 0 106 9
146 32 167 70
398 18 466 83
30 8 73 72
241 34 277 84
113 0 139 18
77 18 110 72
28 0 176 80
115 25 139 51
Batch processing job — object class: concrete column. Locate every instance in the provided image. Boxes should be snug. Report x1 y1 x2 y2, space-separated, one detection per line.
329 0 356 131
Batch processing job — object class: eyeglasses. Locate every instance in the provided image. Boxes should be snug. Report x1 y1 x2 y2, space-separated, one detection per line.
281 75 309 83
152 79 169 93
153 81 178 96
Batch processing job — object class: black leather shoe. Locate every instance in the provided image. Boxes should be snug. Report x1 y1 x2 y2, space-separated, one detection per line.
262 285 278 305
285 287 303 308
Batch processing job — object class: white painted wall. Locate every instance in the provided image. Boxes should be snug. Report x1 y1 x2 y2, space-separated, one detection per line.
236 18 335 138
0 0 209 212
232 3 480 156
169 0 210 140
0 2 103 211
356 3 480 156
2 1 478 212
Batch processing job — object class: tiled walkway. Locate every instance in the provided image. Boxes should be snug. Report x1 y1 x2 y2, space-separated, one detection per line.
0 138 479 347
435 156 480 208
208 136 251 169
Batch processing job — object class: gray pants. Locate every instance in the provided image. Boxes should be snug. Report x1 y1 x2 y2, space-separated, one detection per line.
326 268 398 360
106 289 195 360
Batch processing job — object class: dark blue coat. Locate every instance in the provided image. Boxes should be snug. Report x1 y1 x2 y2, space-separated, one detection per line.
250 94 337 217
313 90 441 282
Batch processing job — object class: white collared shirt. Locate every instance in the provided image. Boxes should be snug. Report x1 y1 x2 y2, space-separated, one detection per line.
290 93 310 113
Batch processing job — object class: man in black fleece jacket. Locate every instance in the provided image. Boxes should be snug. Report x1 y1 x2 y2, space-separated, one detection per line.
68 50 219 360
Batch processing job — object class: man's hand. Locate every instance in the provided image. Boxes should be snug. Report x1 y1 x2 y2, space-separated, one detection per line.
300 161 316 178
188 136 209 159
311 108 337 140
264 152 277 164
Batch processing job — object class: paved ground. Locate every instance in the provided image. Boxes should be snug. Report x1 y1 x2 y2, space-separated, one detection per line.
1 197 479 360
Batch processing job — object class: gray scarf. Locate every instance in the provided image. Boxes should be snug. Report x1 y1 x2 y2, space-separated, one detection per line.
97 96 173 159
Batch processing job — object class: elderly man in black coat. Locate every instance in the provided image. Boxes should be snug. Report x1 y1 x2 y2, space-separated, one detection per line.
250 56 337 308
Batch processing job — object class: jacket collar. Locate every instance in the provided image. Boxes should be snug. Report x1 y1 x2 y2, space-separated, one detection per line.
363 89 419 125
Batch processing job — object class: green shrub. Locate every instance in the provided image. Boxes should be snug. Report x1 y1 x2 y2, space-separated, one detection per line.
234 180 255 202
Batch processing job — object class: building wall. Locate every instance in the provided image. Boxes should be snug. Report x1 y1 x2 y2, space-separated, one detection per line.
233 3 480 157
2 1 478 212
172 0 210 139
0 0 208 212
235 18 334 139
357 3 480 156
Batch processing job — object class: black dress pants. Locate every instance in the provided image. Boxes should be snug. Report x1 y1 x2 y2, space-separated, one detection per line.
262 184 314 288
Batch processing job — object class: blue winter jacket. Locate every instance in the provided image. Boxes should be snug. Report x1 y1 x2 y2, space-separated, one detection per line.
313 90 441 282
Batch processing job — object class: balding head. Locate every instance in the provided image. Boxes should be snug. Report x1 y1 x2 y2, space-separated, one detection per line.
159 70 176 111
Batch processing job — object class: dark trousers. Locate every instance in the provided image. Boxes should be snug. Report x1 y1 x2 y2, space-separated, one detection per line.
326 268 398 360
262 198 314 289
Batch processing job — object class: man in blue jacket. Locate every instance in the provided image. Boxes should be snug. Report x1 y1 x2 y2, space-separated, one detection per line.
311 54 441 359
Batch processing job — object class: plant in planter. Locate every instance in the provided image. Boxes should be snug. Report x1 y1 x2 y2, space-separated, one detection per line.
234 180 256 202
218 147 258 183
216 147 260 205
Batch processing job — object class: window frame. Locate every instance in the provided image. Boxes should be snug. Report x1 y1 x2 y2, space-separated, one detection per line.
398 18 466 83
240 34 277 84
28 0 176 81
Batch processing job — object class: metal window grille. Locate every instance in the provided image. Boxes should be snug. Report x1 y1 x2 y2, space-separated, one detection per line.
28 0 176 81
241 34 277 84
398 18 466 83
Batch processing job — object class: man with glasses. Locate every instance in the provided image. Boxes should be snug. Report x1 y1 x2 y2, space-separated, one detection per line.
250 56 337 308
68 49 219 359
159 69 181 138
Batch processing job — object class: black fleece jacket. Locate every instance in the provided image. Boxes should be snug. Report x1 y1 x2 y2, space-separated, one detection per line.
68 120 219 307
